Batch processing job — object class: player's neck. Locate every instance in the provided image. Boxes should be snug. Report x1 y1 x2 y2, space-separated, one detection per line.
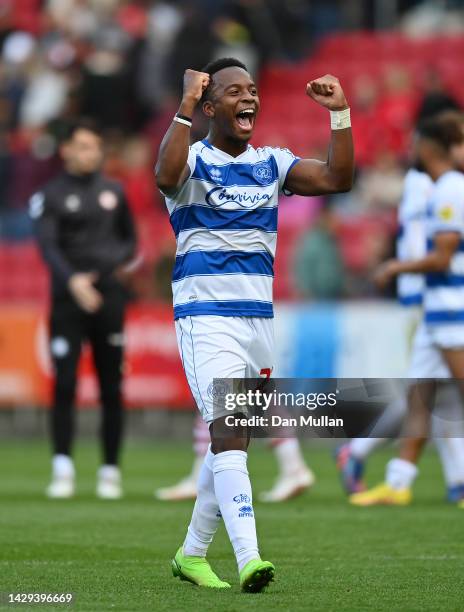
206 130 249 158
428 159 454 182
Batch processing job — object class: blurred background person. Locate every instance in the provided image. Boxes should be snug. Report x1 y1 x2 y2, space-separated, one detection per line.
30 119 137 499
294 203 345 300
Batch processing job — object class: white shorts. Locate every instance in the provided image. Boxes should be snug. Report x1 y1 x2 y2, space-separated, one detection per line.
175 315 274 423
407 322 464 379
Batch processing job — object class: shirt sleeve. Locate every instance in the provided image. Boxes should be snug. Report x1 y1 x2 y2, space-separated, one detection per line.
270 147 301 194
158 146 197 198
398 171 431 224
30 190 75 284
430 180 464 235
186 146 197 176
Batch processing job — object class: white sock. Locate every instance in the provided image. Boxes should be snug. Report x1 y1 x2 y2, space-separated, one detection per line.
52 454 75 479
386 458 418 490
349 438 386 460
98 465 120 481
271 438 307 477
213 450 259 572
432 400 464 486
434 438 464 487
183 446 221 557
446 438 464 485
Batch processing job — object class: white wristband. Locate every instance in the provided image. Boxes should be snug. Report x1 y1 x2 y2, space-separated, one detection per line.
330 108 351 130
173 116 192 128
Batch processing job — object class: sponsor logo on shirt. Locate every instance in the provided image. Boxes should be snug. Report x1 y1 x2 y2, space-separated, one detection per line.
65 194 81 212
206 186 272 208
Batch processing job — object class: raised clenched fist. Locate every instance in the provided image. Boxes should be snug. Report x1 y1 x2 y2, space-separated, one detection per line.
183 69 211 105
306 75 348 111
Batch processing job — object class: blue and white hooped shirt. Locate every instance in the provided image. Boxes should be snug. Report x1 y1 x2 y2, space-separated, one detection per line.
396 169 432 307
424 170 464 325
164 139 300 320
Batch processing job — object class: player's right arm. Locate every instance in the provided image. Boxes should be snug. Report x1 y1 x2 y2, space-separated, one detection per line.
374 231 461 288
155 69 210 196
30 190 75 285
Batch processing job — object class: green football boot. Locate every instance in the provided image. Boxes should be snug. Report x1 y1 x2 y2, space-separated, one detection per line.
239 558 275 593
171 547 231 589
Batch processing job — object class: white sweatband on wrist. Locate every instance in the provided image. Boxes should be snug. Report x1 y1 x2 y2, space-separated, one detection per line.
173 116 192 128
330 108 351 130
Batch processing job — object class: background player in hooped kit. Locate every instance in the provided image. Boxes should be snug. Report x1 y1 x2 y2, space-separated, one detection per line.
350 113 464 507
336 164 464 503
155 58 354 591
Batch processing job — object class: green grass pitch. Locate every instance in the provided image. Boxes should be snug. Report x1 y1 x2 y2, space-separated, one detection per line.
0 439 463 611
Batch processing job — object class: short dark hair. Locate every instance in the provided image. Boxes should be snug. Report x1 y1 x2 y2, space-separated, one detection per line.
201 57 248 102
62 118 102 143
417 113 464 152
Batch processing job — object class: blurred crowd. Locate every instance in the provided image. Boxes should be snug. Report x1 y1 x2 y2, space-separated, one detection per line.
1 0 464 302
0 0 340 241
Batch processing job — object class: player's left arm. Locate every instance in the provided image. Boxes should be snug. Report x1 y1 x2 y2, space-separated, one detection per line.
284 75 354 196
98 189 139 281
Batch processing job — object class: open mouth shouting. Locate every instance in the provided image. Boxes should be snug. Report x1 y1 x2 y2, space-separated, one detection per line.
235 108 256 132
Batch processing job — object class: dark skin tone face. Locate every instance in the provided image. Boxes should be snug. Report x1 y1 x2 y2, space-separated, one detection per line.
202 66 260 157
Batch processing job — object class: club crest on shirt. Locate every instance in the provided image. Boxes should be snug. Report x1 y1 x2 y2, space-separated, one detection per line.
99 190 118 210
252 162 273 185
65 194 81 212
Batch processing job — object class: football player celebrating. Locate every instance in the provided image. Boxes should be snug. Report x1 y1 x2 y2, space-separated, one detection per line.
155 58 353 591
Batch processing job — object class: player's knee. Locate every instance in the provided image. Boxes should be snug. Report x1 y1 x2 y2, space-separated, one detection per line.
210 436 249 454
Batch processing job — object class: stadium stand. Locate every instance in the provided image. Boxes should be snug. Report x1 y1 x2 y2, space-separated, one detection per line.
1 29 463 302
